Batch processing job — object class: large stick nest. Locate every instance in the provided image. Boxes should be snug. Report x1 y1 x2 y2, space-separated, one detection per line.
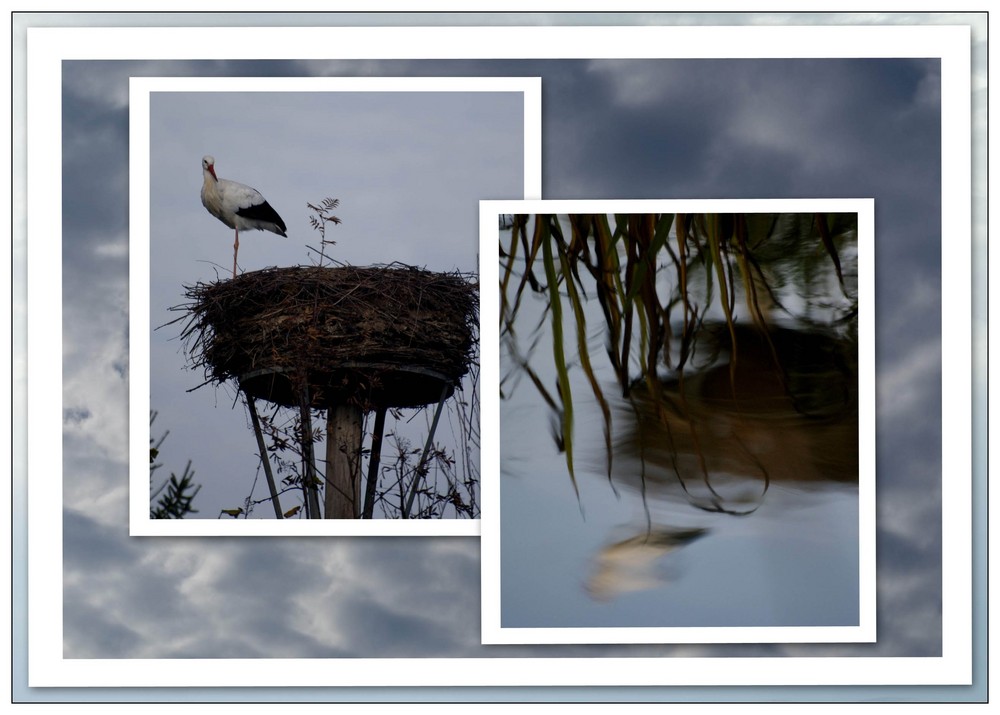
174 264 479 409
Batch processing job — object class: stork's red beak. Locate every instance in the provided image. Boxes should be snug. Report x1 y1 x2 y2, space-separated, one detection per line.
207 164 217 180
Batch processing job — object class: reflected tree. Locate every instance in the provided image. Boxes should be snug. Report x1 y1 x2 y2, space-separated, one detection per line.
500 213 859 516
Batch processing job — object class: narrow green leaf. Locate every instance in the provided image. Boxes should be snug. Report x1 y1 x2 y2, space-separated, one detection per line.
558 230 614 481
705 214 739 389
540 217 578 496
815 212 845 286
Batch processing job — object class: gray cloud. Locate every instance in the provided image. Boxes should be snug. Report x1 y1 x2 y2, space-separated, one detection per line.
60 53 945 662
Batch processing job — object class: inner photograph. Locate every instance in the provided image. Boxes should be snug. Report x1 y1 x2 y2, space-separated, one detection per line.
485 202 874 642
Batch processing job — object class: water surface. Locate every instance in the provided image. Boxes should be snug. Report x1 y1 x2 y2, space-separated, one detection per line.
499 213 860 631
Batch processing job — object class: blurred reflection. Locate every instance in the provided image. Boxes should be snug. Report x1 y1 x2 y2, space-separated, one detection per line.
583 322 858 602
616 322 858 515
587 527 709 601
500 213 862 610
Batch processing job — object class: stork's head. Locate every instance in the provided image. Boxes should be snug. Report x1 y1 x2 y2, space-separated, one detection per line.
202 155 217 180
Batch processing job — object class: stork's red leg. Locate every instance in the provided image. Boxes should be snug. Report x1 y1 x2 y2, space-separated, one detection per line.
232 229 239 278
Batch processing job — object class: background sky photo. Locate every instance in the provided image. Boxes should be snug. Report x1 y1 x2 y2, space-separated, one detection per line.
48 19 975 666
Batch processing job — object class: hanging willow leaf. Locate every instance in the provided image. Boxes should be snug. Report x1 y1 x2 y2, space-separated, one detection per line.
705 215 739 387
539 215 578 496
507 215 547 328
733 215 783 377
499 211 857 518
557 223 614 482
670 214 704 371
499 215 522 330
623 215 660 377
815 212 845 286
592 214 626 380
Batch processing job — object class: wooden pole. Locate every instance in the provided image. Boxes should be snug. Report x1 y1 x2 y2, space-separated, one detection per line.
325 403 363 518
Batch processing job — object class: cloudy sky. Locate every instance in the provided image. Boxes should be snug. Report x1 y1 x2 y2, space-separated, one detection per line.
14 9 985 703
64 51 942 655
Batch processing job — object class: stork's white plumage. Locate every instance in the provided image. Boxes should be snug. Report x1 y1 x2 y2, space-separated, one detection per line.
200 155 287 278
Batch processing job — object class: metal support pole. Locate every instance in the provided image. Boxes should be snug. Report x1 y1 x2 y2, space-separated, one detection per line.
246 396 283 519
362 406 388 519
298 386 323 519
402 382 451 519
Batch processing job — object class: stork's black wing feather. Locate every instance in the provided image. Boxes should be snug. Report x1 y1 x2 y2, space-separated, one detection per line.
236 200 287 235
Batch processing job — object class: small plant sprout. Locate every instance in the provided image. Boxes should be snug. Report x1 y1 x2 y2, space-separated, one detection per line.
306 197 342 267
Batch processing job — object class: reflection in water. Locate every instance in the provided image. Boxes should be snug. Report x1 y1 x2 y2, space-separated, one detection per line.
617 321 858 514
500 213 861 619
585 321 858 602
587 527 709 602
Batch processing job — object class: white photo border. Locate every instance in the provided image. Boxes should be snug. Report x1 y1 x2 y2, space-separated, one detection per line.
127 75 542 537
479 197 877 646
26 23 971 688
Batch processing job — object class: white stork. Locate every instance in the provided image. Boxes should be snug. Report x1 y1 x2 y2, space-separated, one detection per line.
200 155 287 278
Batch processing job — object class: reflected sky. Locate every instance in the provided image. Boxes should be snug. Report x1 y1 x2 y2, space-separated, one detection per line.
502 463 859 628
